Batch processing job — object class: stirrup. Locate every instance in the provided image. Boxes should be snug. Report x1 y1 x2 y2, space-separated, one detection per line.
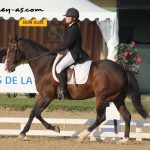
58 91 65 100
58 91 68 101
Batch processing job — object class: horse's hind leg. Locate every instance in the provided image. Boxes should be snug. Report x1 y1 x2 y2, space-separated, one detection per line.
114 95 131 143
78 98 107 142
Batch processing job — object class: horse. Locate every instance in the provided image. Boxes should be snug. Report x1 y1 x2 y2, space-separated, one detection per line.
0 47 7 63
5 34 149 143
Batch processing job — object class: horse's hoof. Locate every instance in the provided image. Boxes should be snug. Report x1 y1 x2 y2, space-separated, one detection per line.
54 125 60 133
90 136 97 142
77 137 85 143
18 134 26 140
117 138 129 144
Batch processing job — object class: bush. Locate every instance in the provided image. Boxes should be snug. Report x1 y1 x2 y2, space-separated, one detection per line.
115 41 142 74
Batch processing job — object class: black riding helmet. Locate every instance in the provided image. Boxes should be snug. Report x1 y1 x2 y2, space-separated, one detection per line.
64 8 80 22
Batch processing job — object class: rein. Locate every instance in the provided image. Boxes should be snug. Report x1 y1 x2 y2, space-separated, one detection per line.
8 42 56 63
26 51 55 62
8 43 16 46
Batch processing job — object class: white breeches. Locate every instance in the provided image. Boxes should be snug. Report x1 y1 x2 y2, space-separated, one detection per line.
56 52 75 73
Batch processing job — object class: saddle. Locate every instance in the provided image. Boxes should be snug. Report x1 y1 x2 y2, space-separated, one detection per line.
52 53 92 85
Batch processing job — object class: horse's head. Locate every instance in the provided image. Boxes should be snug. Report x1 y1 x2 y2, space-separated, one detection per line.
5 34 25 72
5 35 56 72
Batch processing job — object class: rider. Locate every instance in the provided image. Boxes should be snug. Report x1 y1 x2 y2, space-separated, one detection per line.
52 8 89 100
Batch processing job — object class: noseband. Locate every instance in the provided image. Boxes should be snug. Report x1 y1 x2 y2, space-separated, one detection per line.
8 42 25 67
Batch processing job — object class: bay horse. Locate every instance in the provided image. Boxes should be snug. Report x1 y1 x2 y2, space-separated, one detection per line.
0 47 7 63
5 35 149 143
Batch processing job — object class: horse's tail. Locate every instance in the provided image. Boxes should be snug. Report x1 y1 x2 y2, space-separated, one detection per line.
125 70 149 119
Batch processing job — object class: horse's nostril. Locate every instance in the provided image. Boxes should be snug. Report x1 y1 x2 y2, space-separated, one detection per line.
4 67 8 71
11 66 15 72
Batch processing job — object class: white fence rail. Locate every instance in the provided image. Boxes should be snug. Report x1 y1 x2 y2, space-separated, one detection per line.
0 117 150 141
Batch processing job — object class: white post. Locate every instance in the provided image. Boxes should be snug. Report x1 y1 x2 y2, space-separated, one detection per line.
100 102 120 140
21 123 26 130
136 121 142 141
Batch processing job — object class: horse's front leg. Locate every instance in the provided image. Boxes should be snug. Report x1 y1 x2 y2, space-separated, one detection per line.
18 96 59 139
34 97 60 133
18 102 38 139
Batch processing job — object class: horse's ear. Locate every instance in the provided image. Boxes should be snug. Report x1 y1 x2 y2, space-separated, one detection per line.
8 34 17 41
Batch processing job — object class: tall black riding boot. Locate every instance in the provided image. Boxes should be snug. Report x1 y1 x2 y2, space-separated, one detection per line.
58 70 68 100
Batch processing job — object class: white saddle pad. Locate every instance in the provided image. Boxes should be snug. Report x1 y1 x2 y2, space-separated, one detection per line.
52 54 92 84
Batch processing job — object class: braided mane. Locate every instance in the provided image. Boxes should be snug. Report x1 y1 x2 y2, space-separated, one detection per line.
17 37 51 53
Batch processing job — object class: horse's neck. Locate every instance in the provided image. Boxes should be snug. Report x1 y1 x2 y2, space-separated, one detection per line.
21 41 53 78
28 53 52 75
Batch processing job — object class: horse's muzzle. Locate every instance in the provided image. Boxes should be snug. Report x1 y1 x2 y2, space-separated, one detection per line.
6 65 15 72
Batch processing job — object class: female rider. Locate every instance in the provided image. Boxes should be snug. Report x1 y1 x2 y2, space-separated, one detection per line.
52 8 89 100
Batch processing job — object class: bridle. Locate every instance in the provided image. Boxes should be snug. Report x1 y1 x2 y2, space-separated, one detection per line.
7 42 26 67
7 42 56 67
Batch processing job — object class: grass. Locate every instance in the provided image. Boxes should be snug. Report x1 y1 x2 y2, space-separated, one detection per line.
0 97 96 111
0 96 150 113
125 101 150 113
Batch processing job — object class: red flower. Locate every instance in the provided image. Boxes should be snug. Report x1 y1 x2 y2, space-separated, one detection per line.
132 67 136 71
124 52 128 56
131 41 135 47
137 57 142 62
129 52 133 55
115 55 119 59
